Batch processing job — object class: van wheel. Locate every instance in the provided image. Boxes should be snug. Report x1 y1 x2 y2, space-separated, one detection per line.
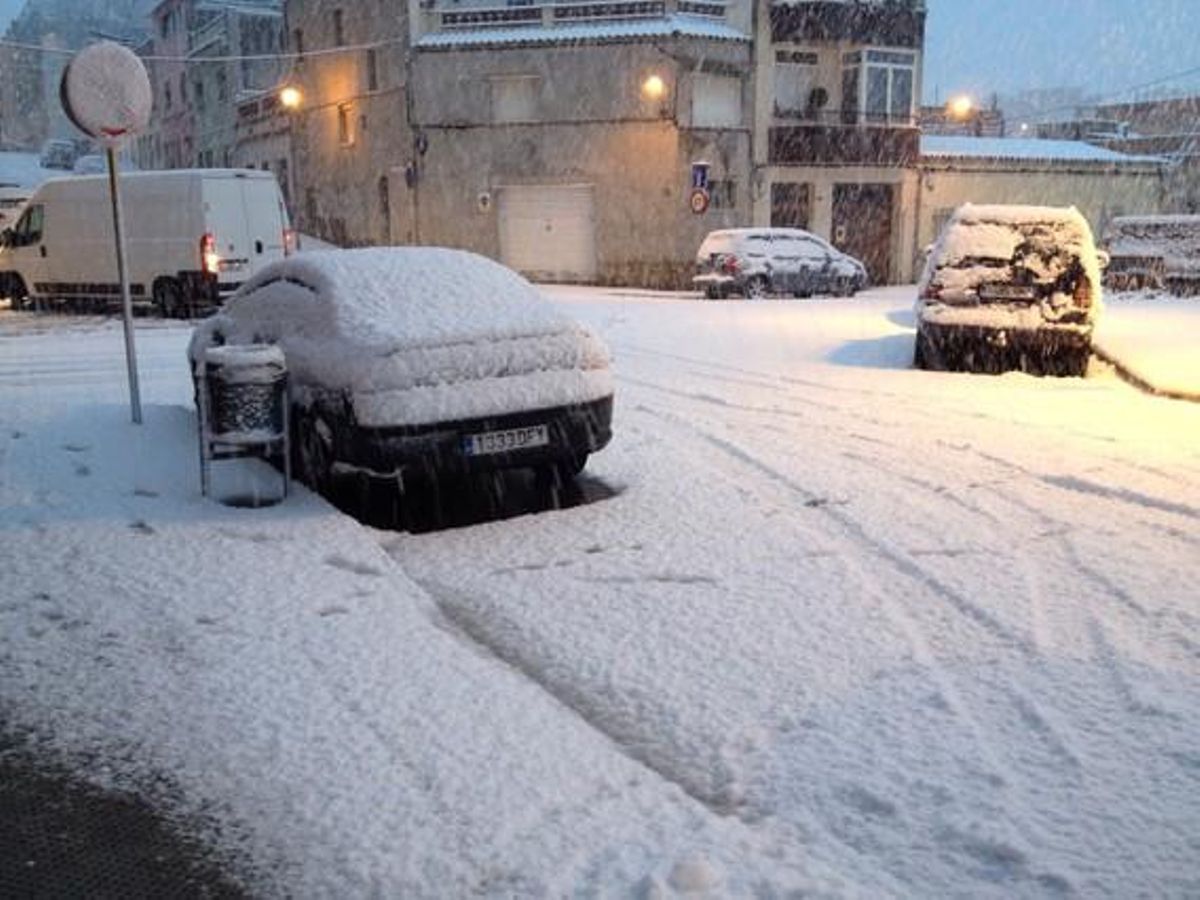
3 274 28 311
744 276 770 300
153 278 184 318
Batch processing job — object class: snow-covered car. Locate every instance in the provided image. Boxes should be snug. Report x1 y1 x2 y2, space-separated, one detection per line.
189 248 614 495
692 228 867 300
1101 214 1200 295
38 139 77 170
915 204 1103 377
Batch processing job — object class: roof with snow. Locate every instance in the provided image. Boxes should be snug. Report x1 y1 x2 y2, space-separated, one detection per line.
416 14 748 50
921 135 1167 166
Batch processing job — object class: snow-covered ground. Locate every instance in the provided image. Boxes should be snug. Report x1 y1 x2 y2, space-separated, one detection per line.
1 287 1197 897
1095 293 1200 398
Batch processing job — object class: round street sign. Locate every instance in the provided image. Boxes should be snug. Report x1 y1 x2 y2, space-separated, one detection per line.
689 188 711 215
60 41 152 147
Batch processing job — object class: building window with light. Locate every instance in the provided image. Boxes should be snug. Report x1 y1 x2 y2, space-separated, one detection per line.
841 50 916 126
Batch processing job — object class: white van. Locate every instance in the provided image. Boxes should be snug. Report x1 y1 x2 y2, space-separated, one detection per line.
0 169 294 316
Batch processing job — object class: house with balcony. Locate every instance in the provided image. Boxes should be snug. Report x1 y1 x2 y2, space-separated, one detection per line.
405 0 753 286
752 0 926 283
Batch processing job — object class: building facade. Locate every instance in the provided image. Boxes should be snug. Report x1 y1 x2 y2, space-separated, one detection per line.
284 0 410 247
915 136 1168 263
399 0 752 287
753 0 926 285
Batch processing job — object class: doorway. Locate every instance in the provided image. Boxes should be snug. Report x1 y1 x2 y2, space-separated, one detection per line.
832 183 893 284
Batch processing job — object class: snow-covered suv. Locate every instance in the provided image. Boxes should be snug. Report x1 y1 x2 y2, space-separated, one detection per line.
915 204 1103 377
693 228 867 300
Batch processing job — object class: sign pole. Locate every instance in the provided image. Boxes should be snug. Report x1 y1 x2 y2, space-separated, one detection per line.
106 144 142 424
60 40 153 427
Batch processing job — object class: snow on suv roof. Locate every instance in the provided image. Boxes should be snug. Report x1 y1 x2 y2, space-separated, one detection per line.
234 247 575 352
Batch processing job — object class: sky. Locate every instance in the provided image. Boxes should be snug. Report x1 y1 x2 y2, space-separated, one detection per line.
924 0 1200 105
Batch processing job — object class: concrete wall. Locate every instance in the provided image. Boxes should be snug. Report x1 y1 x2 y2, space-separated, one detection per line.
409 38 752 287
914 163 1168 266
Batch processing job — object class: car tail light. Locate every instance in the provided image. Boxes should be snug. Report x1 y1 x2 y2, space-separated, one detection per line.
721 254 741 275
200 232 220 276
1073 278 1092 308
283 228 297 256
920 283 942 301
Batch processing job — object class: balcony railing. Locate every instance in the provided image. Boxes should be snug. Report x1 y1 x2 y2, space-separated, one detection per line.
769 123 920 167
771 1 924 47
432 0 726 29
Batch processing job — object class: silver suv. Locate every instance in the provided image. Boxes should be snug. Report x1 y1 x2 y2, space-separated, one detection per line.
693 228 868 300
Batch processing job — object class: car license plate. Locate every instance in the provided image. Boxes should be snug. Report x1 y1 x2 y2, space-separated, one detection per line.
462 424 550 457
979 283 1037 301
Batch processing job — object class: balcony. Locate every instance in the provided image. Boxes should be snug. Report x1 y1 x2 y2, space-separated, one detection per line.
770 0 925 48
769 122 919 167
429 0 727 30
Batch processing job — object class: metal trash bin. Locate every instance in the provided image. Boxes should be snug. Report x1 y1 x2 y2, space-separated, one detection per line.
197 344 290 504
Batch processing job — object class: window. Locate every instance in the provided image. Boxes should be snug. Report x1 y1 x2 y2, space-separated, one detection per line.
773 50 819 118
333 9 345 47
771 183 810 229
194 79 205 111
217 70 228 102
841 49 916 125
365 49 378 92
14 204 43 245
709 180 736 210
337 103 354 145
164 81 172 111
692 75 742 129
179 73 187 107
489 76 539 124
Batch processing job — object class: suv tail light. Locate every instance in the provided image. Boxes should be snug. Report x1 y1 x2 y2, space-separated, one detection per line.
1073 278 1092 308
283 228 297 256
200 232 220 276
720 254 741 275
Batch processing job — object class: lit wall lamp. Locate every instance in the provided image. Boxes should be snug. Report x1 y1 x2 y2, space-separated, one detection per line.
280 86 303 111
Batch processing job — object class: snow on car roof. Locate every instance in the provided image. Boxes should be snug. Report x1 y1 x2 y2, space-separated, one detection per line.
416 14 748 49
921 135 1166 165
233 247 574 351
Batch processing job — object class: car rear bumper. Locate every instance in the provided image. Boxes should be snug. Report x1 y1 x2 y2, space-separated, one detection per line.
916 321 1092 375
333 395 614 480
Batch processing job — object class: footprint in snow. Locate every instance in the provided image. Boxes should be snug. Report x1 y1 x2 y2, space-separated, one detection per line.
10 430 23 439
323 554 383 577
318 605 350 617
129 520 156 535
73 463 91 477
61 443 91 453
132 487 159 498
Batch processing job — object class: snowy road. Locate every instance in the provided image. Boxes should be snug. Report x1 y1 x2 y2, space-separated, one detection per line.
396 287 1200 896
1 288 1198 897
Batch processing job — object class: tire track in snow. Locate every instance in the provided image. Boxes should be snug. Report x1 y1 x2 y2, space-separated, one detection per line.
412 577 751 822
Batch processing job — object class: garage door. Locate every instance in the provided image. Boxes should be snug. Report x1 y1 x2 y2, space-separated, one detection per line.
498 184 597 282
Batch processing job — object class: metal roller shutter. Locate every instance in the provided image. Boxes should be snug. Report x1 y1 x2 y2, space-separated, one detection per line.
498 184 597 282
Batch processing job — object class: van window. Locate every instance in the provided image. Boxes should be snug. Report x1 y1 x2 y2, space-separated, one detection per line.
14 204 43 245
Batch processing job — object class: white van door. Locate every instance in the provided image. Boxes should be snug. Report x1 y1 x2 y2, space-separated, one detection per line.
5 202 48 298
202 174 286 285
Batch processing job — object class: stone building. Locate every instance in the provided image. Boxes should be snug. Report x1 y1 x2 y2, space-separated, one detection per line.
402 0 752 287
283 0 410 247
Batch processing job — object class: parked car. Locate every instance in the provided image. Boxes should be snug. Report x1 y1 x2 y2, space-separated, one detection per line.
71 153 138 175
0 183 30 231
693 228 868 299
1101 214 1200 295
38 139 78 170
915 204 1103 377
0 169 293 315
188 248 614 497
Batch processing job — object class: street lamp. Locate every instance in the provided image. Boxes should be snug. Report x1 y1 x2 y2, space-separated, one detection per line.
947 94 974 121
641 74 667 102
280 85 302 111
